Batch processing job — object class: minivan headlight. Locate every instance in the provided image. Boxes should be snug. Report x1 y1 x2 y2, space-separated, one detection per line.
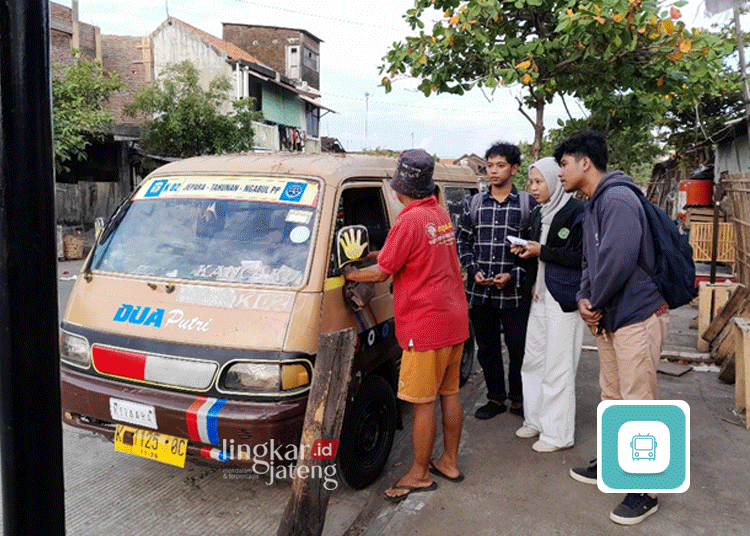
222 362 311 393
60 331 91 368
224 363 280 391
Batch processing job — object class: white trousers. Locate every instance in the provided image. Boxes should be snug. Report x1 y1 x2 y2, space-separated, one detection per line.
521 289 584 448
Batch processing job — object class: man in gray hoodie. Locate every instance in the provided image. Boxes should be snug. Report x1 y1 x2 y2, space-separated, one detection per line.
554 132 669 526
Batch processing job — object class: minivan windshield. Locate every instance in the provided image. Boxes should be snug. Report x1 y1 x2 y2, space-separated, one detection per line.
91 176 319 287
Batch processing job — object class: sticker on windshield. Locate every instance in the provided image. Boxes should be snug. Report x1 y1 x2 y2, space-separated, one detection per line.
289 226 311 244
193 263 303 286
133 177 318 206
280 182 307 202
143 179 170 198
286 209 312 224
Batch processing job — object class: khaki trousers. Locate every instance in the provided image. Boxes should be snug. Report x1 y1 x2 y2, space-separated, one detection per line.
598 312 669 401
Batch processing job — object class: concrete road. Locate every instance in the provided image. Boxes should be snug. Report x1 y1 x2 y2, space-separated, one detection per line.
16 257 740 536
0 258 432 536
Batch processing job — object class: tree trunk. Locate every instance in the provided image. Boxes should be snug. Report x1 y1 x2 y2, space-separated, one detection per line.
531 99 545 162
516 93 546 162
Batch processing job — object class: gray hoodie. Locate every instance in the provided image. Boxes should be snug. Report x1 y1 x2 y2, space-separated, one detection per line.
576 170 665 332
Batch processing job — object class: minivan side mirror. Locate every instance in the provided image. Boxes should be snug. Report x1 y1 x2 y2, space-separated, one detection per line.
336 225 370 270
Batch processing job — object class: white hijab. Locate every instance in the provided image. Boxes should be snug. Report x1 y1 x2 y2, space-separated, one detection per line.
529 157 571 300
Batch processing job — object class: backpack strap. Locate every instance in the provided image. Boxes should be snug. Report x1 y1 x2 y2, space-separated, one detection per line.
598 180 654 276
470 189 532 228
469 192 483 227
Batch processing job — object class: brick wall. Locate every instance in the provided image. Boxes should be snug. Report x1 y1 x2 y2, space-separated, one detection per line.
101 35 150 125
78 21 98 58
50 1 71 24
51 2 74 69
50 2 98 69
223 25 289 73
223 24 320 89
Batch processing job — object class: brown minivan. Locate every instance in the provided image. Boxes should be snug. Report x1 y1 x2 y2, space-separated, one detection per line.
60 153 478 488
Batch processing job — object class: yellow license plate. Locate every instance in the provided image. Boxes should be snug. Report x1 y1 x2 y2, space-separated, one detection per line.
114 424 188 468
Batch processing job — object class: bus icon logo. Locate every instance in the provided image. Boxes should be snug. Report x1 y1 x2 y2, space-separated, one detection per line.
617 421 669 474
631 433 657 461
597 401 689 493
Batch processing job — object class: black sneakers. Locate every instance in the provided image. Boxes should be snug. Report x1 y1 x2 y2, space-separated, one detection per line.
610 493 659 525
569 459 597 484
474 400 506 419
569 460 658 524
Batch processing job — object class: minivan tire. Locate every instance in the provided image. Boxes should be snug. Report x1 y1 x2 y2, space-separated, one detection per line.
459 320 476 388
337 374 397 489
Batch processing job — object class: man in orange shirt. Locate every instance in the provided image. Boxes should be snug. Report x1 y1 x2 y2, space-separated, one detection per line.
344 149 469 502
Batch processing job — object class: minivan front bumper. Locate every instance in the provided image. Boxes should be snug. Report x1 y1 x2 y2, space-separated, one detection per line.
61 366 307 465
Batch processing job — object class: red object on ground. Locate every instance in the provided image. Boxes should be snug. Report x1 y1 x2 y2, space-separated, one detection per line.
694 274 737 287
678 179 712 220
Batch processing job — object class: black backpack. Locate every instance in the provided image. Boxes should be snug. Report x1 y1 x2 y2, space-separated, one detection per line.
605 181 696 309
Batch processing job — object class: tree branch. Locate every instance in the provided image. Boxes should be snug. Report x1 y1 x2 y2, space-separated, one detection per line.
561 95 575 121
515 96 537 129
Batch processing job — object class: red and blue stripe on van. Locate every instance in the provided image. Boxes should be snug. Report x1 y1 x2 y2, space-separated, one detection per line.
186 396 226 446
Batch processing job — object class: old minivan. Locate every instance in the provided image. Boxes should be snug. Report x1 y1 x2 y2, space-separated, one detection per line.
59 153 478 489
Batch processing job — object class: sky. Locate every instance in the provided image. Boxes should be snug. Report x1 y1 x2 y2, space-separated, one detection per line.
67 0 741 158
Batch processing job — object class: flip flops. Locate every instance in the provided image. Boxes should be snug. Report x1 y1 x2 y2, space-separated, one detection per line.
383 481 438 503
429 460 465 483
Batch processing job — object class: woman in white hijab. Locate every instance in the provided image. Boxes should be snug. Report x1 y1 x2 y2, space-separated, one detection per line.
510 157 585 452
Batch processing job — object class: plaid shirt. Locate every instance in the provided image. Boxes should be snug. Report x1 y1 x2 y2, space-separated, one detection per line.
455 187 536 309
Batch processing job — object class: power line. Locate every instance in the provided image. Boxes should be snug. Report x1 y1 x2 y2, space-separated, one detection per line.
229 0 397 30
323 91 512 113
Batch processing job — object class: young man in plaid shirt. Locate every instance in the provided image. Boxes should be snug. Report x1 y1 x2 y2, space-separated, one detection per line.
456 142 536 419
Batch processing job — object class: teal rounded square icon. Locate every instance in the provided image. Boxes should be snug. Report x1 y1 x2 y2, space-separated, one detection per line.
597 401 689 493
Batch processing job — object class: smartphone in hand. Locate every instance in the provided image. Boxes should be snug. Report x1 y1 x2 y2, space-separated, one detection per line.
506 235 528 248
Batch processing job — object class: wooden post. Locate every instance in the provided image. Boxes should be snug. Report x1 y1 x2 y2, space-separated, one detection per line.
734 318 750 430
277 328 357 536
710 184 720 284
702 286 749 343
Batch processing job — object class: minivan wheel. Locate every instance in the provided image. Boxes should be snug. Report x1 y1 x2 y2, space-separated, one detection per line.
337 375 397 489
459 320 476 387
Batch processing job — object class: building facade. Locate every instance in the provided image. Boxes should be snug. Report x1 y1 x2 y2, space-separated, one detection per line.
151 17 329 151
222 24 322 91
50 2 333 227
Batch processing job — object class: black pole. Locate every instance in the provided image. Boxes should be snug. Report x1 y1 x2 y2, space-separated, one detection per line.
0 1 66 535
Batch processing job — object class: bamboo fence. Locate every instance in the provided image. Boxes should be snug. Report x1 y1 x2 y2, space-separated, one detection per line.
689 222 736 264
722 173 750 288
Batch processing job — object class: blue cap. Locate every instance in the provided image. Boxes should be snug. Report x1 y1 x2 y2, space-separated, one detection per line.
390 149 435 199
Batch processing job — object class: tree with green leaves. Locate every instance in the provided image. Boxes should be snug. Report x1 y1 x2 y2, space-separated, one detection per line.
124 61 262 158
658 85 744 163
381 0 733 161
52 54 124 173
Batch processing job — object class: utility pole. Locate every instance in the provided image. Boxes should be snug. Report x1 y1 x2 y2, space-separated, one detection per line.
1 1 66 534
364 92 370 151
